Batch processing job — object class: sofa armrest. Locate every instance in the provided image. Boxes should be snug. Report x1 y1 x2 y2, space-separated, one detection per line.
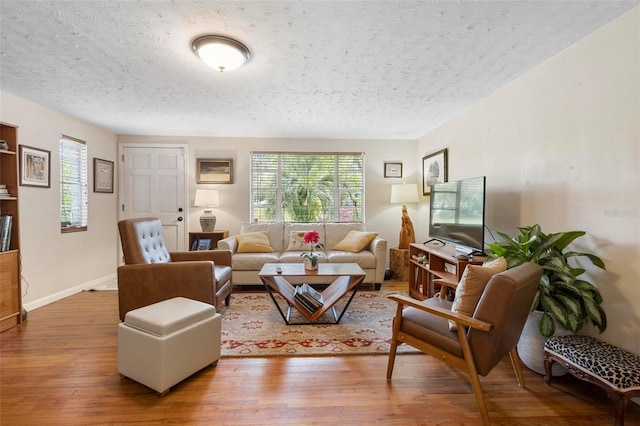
170 249 232 266
217 236 238 254
369 237 387 284
117 262 216 320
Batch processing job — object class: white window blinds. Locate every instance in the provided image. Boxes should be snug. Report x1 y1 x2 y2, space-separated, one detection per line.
250 152 364 223
60 135 88 232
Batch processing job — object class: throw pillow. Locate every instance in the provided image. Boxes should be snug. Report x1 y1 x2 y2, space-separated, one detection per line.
332 230 378 253
236 231 274 253
286 231 311 251
448 257 507 331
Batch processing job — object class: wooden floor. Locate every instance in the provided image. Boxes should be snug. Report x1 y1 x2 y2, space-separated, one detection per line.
1 281 639 425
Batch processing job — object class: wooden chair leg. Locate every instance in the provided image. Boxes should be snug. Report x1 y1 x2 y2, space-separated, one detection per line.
386 340 398 380
509 347 526 388
468 369 490 426
386 305 404 380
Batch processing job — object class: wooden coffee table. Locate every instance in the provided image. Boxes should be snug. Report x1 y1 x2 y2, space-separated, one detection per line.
258 263 366 325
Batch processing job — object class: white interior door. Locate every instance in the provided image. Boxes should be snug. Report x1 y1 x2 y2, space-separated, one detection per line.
120 146 187 252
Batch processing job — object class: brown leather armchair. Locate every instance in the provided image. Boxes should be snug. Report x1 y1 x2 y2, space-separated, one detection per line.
117 217 233 320
386 262 543 426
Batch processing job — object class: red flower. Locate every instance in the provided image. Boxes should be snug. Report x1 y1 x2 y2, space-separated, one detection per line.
303 230 320 245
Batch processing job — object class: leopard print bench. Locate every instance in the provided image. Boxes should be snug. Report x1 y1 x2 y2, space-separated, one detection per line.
544 335 640 426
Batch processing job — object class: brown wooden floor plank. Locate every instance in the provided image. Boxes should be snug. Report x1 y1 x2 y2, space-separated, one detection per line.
1 284 639 425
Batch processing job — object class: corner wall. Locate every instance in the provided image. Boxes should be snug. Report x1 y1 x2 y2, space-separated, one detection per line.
417 8 639 352
0 91 119 309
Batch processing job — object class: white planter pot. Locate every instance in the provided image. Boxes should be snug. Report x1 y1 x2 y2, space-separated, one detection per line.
303 258 318 270
517 311 571 376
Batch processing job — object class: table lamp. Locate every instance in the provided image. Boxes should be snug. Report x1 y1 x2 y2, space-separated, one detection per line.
194 189 220 232
390 183 419 249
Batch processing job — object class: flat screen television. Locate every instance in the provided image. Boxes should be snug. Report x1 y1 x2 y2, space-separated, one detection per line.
428 176 486 254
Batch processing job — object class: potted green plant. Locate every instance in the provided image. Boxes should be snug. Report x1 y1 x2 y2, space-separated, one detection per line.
488 225 607 375
488 224 607 337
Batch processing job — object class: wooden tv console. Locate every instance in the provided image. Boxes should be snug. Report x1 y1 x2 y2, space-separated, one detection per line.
408 242 487 300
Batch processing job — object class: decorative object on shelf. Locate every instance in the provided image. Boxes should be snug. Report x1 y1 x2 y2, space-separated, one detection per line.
300 230 323 270
422 148 448 195
390 182 419 249
191 34 251 72
93 158 114 193
0 140 8 151
488 224 607 375
194 189 220 232
384 161 402 178
196 158 233 184
19 145 51 188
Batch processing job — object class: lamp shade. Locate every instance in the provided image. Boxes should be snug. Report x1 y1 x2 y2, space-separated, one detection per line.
194 189 220 208
390 183 419 204
192 35 251 72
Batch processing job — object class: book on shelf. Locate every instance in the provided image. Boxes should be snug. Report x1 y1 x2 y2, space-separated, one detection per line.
0 215 13 252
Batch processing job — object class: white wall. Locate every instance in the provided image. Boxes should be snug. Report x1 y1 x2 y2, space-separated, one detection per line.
416 8 639 353
117 135 419 251
0 91 119 309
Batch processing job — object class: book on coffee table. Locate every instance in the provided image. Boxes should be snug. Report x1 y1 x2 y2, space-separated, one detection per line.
294 283 324 312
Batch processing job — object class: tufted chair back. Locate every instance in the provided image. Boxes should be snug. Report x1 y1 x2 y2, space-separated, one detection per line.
118 218 172 264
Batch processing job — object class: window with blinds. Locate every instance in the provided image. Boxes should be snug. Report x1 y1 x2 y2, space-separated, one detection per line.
250 152 364 223
60 135 88 232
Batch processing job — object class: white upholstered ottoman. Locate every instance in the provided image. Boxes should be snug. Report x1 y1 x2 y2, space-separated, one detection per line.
118 297 221 395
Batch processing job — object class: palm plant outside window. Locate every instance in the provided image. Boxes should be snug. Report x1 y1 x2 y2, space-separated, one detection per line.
250 152 364 223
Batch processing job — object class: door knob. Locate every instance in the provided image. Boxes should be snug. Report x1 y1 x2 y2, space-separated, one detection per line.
178 207 183 212
177 216 183 222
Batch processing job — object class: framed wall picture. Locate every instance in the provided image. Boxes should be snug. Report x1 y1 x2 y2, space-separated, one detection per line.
19 145 51 188
197 158 233 184
94 158 114 193
384 162 403 178
422 148 448 195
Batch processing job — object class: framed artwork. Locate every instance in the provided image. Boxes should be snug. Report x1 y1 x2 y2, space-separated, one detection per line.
422 148 448 195
94 158 114 193
384 162 403 178
197 158 233 184
19 145 51 188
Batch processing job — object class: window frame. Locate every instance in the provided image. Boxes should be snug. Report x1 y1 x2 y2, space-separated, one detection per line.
60 135 88 233
250 151 365 223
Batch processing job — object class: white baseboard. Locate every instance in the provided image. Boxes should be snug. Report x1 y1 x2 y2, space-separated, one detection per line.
23 273 117 313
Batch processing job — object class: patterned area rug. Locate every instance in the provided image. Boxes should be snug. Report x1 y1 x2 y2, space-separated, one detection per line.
219 290 418 357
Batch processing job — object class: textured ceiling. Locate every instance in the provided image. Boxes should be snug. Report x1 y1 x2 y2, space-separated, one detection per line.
0 1 638 140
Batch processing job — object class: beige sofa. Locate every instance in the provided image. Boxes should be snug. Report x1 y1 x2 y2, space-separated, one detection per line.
218 222 387 289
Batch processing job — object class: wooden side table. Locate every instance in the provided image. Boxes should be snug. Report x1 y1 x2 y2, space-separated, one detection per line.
188 230 229 250
389 247 410 281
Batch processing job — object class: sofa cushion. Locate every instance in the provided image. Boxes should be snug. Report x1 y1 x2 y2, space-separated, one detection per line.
283 224 325 252
324 223 365 249
286 230 313 251
448 257 507 330
237 231 274 253
279 251 327 264
232 252 281 271
241 223 285 252
332 230 378 252
326 250 377 269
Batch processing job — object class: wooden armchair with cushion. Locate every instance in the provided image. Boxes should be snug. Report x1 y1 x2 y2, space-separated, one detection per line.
117 217 233 321
386 262 543 426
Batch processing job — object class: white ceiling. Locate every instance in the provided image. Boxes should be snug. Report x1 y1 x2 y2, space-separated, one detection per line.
1 1 637 140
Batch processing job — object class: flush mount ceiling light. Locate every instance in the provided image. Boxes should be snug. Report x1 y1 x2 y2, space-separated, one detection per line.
191 35 251 72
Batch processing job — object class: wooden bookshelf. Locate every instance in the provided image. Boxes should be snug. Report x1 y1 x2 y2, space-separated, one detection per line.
0 122 22 332
408 242 486 300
